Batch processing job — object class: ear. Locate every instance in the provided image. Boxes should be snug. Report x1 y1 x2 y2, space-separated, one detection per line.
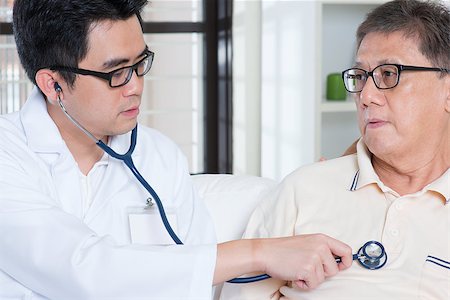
35 69 63 105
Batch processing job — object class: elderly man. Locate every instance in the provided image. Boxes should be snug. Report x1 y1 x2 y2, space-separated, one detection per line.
0 0 357 298
221 0 449 299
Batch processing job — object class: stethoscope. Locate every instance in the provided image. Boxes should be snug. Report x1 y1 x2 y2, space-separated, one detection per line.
54 84 388 283
230 240 387 283
336 240 387 270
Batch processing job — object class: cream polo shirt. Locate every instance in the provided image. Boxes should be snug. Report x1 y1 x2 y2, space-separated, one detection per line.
220 141 449 300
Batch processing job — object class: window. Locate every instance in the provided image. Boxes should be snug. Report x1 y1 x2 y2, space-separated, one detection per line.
140 1 205 173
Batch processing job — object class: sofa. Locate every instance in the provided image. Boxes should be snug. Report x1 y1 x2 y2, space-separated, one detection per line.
191 174 278 299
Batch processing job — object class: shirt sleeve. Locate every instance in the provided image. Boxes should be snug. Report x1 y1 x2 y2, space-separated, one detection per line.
0 124 217 299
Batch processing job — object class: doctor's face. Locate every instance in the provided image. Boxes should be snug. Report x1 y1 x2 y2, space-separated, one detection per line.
354 31 450 162
59 15 147 138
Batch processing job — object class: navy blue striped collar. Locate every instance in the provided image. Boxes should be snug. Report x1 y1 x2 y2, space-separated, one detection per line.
348 168 449 204
349 170 360 191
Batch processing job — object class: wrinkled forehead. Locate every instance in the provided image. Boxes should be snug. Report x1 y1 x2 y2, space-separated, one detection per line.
355 31 428 68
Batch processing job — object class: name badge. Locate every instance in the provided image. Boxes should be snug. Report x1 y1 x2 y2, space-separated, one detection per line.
128 206 178 245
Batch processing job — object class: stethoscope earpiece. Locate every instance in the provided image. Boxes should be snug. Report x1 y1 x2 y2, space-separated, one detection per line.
54 82 62 93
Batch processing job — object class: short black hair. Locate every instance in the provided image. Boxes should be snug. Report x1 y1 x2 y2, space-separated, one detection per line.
357 0 449 70
13 0 148 87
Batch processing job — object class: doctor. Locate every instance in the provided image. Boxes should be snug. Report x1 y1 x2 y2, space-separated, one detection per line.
0 0 353 299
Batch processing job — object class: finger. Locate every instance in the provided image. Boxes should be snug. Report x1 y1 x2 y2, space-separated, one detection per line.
293 279 308 290
315 261 325 285
326 238 353 270
295 257 324 291
294 258 320 291
294 272 319 291
322 249 339 277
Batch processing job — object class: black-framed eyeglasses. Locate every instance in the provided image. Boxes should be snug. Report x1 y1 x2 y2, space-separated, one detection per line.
50 50 154 88
342 64 449 93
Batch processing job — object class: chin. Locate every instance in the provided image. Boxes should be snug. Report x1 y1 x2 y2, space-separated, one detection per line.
118 126 137 136
363 135 395 157
106 122 137 136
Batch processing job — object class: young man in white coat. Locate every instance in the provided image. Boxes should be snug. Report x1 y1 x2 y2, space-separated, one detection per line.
0 0 353 298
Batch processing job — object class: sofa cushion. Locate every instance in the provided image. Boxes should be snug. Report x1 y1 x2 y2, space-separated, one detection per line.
191 174 278 243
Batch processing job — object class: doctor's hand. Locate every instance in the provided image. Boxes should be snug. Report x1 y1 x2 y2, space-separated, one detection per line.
214 233 352 289
259 234 352 290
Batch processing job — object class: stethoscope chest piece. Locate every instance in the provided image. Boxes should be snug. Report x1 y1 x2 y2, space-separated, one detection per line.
356 240 387 270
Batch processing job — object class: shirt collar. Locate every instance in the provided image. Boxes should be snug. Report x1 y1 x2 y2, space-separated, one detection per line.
349 139 449 205
349 139 382 191
428 168 450 204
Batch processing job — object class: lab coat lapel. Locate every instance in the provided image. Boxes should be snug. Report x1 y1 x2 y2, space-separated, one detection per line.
83 130 147 225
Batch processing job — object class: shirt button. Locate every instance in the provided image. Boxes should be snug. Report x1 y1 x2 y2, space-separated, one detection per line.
391 229 399 236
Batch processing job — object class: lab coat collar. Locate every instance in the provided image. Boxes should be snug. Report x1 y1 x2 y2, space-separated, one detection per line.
350 139 449 205
20 87 66 153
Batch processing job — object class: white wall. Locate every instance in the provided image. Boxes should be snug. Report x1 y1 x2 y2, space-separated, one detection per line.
232 1 262 176
233 1 318 181
260 1 318 181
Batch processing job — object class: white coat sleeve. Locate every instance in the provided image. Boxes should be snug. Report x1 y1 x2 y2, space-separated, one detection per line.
0 122 216 300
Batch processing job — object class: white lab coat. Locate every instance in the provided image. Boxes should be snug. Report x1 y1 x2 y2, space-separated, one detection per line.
0 88 217 299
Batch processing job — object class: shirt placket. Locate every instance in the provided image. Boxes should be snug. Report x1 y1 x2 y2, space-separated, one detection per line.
382 192 406 258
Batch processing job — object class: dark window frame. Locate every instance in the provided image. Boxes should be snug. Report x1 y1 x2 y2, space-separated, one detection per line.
0 0 233 174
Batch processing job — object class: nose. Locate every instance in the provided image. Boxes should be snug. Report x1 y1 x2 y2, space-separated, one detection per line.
123 68 143 95
358 75 385 107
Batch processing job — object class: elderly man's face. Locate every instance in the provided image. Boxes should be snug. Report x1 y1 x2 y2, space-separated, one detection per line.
354 31 449 160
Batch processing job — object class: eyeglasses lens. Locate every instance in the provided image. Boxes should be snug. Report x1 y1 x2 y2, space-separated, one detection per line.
344 69 366 92
374 64 399 89
344 64 400 92
110 55 152 87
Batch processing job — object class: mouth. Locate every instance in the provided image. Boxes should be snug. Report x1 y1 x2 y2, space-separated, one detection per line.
121 106 140 118
365 118 387 129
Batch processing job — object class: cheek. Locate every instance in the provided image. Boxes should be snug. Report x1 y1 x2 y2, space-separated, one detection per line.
76 82 116 116
390 92 443 137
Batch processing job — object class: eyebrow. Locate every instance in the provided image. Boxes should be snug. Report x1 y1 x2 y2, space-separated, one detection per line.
101 46 149 70
354 59 395 69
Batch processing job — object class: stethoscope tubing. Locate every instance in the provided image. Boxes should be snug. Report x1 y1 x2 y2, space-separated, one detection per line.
95 128 389 282
96 127 182 245
57 93 183 245
97 127 267 282
57 90 268 283
56 93 386 283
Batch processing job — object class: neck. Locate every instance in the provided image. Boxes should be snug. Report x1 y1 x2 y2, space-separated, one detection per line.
47 102 106 175
372 138 449 196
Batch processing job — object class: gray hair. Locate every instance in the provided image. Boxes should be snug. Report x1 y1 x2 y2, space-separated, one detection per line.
357 0 449 69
